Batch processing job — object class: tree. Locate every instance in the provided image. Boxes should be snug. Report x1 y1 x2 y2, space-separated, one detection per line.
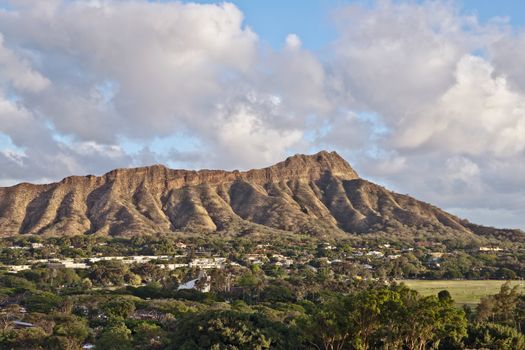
171 310 299 349
466 322 525 350
3 327 49 349
496 268 517 280
101 298 136 320
24 291 62 313
96 322 132 350
261 281 294 303
131 263 167 283
89 260 129 286
437 290 452 302
387 286 466 350
476 282 522 329
49 316 89 350
0 275 36 292
237 272 265 302
126 273 142 286
300 295 353 350
300 285 467 350
132 322 167 349
348 287 394 350
81 277 93 290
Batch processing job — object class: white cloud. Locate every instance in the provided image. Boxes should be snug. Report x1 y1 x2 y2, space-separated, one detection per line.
0 0 259 141
285 34 302 50
326 0 525 229
0 0 524 229
392 55 525 157
0 34 50 92
214 99 303 169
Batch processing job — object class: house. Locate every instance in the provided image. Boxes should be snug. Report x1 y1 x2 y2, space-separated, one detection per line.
305 265 318 272
12 320 34 329
62 260 88 269
7 265 31 273
132 309 167 321
163 263 188 270
366 251 384 257
321 242 335 250
479 247 503 252
245 254 267 266
0 305 26 315
190 257 225 269
178 271 211 293
271 254 294 267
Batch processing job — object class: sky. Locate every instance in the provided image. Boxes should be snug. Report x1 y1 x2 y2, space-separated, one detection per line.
0 0 524 230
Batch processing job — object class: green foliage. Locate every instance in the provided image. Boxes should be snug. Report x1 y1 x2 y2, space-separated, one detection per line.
476 281 525 329
0 274 36 292
132 322 168 349
48 315 90 350
466 322 525 350
127 282 171 299
96 322 133 350
261 283 294 303
172 310 300 349
300 285 467 350
89 260 129 286
101 298 136 320
24 291 62 313
0 327 48 349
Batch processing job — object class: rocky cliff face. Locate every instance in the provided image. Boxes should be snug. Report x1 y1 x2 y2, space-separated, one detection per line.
0 151 496 237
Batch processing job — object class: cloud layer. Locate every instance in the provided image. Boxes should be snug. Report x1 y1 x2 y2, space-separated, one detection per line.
0 0 524 229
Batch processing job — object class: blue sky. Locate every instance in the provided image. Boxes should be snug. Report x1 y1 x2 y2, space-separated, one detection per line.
1 0 525 229
179 0 525 50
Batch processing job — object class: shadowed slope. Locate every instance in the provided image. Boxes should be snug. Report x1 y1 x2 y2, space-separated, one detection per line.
0 151 511 238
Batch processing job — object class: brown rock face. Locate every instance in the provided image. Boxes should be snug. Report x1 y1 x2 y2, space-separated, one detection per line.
0 151 495 237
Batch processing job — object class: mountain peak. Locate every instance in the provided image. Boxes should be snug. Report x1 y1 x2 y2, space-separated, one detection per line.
260 150 359 181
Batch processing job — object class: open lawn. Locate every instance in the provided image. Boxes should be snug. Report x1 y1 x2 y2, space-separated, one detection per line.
398 280 525 307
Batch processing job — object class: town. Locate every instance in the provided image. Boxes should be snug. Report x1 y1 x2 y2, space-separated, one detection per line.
1 234 521 289
0 233 523 349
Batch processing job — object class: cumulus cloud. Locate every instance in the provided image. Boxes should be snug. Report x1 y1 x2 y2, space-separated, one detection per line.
212 96 303 168
392 55 525 156
0 0 259 141
0 34 50 92
325 1 525 229
0 0 524 229
0 0 311 178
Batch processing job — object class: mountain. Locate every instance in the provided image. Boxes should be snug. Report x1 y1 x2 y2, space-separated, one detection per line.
0 151 520 240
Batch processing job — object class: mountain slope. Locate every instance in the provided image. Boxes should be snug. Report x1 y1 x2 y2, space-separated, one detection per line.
0 151 514 239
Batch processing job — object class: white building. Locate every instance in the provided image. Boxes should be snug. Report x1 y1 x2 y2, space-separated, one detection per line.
178 271 211 293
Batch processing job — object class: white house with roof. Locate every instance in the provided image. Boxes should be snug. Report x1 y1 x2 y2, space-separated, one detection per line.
177 271 211 293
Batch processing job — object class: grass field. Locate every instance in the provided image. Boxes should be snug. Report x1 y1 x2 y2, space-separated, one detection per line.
398 280 525 307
